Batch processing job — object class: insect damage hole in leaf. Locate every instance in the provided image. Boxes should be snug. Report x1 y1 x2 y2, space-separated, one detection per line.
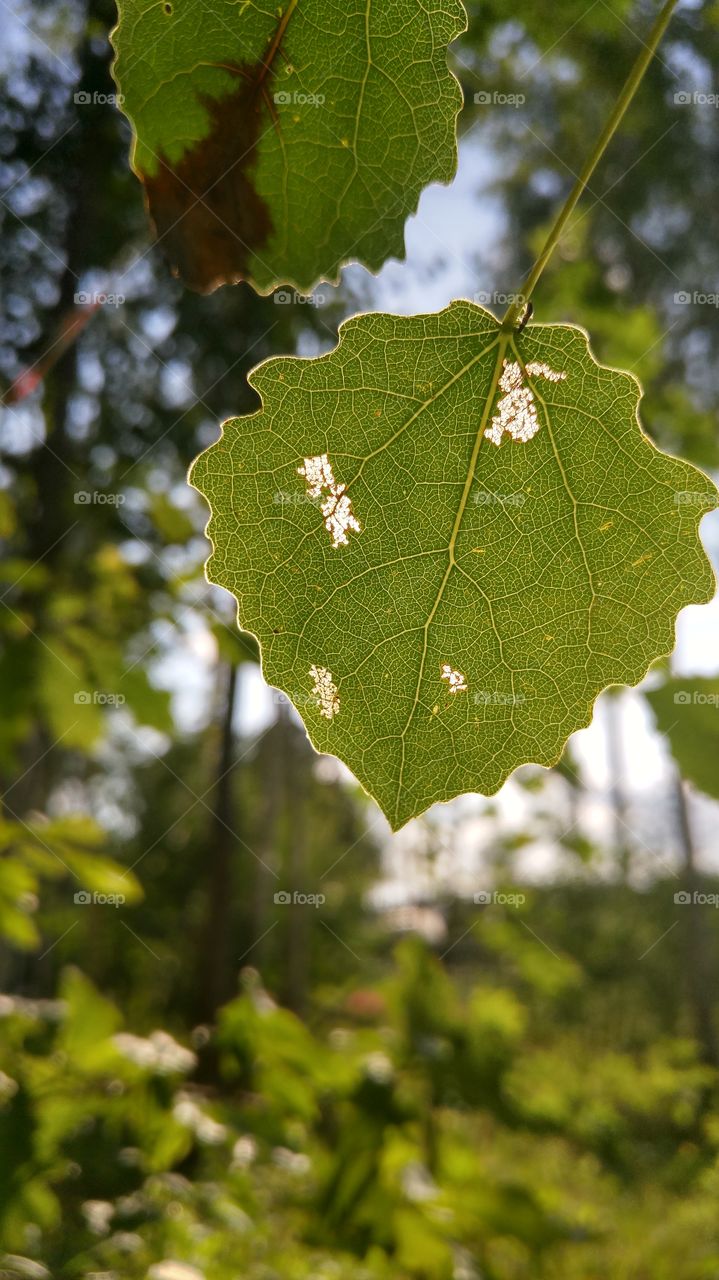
485 360 568 446
298 454 361 548
189 300 718 830
440 664 468 693
309 664 340 720
111 0 467 294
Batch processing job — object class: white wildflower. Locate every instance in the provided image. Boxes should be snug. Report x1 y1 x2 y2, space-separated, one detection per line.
108 1232 143 1253
364 1051 394 1083
112 1030 196 1075
0 1258 50 1279
272 1146 311 1175
230 1135 257 1170
173 1093 227 1145
82 1200 114 1236
401 1161 439 1203
0 994 64 1021
148 1264 205 1280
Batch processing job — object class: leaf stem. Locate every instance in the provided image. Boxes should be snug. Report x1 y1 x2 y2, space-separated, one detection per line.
501 0 680 333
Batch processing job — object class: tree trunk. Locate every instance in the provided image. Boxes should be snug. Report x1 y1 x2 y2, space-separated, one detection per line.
674 774 717 1065
196 661 239 1020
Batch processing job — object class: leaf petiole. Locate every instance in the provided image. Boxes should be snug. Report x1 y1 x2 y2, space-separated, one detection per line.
501 0 680 333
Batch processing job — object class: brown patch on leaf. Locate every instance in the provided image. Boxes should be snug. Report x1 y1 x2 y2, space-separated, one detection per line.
143 1 298 292
144 68 275 294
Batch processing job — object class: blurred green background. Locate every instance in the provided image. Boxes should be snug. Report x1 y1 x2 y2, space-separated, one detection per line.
2 0 719 1276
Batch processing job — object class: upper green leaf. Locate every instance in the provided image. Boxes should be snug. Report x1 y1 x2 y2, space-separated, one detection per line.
190 301 718 828
646 676 719 799
111 0 466 293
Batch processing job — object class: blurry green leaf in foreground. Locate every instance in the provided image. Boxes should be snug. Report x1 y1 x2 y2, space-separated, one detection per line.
0 815 142 951
646 676 719 799
190 301 717 829
111 0 465 293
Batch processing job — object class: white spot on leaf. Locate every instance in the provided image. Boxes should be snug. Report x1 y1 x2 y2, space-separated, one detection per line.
485 360 567 446
440 663 467 693
309 664 340 719
298 453 361 548
526 360 567 383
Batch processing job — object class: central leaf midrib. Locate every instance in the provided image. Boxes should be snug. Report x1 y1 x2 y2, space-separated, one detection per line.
393 333 511 822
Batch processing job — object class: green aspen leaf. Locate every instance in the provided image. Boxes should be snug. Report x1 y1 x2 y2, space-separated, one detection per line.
189 302 718 829
111 0 465 294
646 677 719 799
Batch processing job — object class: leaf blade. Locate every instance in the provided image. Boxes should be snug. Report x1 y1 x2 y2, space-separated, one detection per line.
190 302 718 827
111 0 466 293
646 677 719 799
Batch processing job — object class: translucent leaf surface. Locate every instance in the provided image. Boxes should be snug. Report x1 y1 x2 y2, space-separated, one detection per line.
111 0 465 293
190 302 717 828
